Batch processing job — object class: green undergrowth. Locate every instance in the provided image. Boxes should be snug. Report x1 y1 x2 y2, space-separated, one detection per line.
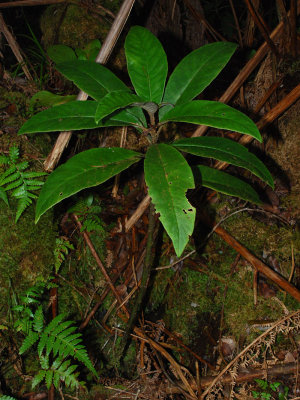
146 208 299 364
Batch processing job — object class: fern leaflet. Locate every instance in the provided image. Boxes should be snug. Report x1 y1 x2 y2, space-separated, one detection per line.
0 145 47 221
19 330 39 354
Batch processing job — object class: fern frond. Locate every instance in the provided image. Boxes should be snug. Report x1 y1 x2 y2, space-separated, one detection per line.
0 395 17 400
0 146 46 221
53 359 81 390
39 354 49 370
0 170 19 186
81 215 104 232
0 155 9 165
45 369 54 389
38 314 97 376
0 187 8 206
54 238 74 273
9 145 19 162
33 305 44 333
15 196 33 222
37 314 66 356
23 171 47 178
16 161 29 171
19 330 39 354
5 178 24 192
32 369 46 388
24 179 45 186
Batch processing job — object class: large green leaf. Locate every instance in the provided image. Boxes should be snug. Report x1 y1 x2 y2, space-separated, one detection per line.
144 144 195 256
56 60 129 101
193 165 261 204
35 148 141 222
18 101 145 134
159 42 237 119
95 91 143 123
125 26 168 104
173 137 273 187
160 100 262 141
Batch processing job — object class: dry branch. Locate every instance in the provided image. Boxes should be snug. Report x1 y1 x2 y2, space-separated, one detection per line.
0 0 66 7
192 0 300 138
0 13 33 81
165 362 298 393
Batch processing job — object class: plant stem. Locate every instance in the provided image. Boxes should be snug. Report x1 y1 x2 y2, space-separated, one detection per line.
120 201 156 357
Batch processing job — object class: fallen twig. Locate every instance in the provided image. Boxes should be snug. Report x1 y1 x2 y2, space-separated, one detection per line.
0 13 34 81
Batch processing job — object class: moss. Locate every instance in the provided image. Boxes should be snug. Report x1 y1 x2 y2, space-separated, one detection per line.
40 3 111 51
0 198 56 305
220 212 299 280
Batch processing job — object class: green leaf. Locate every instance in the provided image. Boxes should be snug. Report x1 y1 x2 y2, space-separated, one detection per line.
83 39 101 61
35 148 141 222
19 330 39 354
144 144 195 256
0 187 8 206
30 91 76 109
47 44 77 64
56 60 129 101
160 100 262 142
18 101 144 135
95 91 143 123
32 370 46 388
125 26 168 103
160 42 237 119
172 137 273 187
45 369 54 389
193 165 262 204
33 305 44 333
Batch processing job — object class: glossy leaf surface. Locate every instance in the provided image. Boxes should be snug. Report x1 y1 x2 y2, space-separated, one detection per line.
95 91 143 123
160 42 237 119
161 100 262 141
56 60 129 101
35 148 141 222
173 137 273 187
18 101 144 134
193 165 261 204
144 144 195 256
125 26 168 103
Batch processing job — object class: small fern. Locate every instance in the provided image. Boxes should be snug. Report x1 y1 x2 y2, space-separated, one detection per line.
13 279 56 334
68 195 104 233
0 396 17 400
54 237 74 273
20 309 97 390
0 146 47 222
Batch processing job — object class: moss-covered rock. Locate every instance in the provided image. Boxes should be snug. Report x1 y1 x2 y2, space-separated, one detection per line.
40 3 112 51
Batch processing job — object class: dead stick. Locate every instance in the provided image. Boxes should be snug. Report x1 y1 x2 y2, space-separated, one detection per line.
192 0 300 138
290 0 297 57
0 13 33 81
214 83 300 170
72 214 130 318
210 223 300 302
165 362 298 393
43 0 136 172
243 0 279 58
0 0 67 7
